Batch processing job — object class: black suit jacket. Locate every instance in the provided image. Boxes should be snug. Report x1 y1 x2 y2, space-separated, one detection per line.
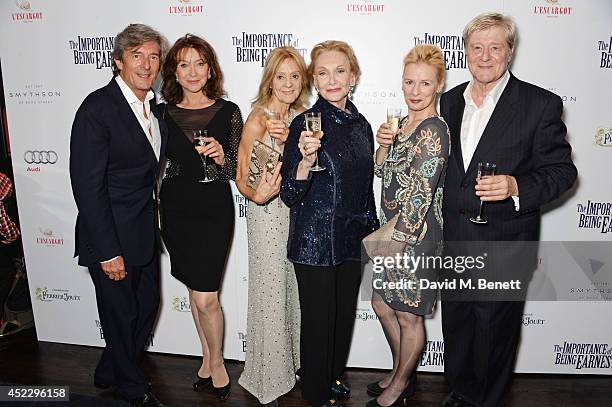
440 73 576 269
70 79 168 267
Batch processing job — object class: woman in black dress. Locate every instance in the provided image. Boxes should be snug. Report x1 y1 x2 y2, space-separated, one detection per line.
160 34 242 400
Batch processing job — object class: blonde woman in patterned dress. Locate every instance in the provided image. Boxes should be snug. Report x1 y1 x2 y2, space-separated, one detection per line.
366 45 450 407
236 46 310 407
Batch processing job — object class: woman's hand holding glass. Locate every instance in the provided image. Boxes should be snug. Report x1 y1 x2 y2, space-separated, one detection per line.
195 136 225 166
266 118 289 149
298 130 323 168
376 122 396 150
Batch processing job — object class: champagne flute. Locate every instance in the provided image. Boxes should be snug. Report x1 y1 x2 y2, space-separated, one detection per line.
265 110 281 151
385 108 402 163
305 112 325 172
470 162 497 224
193 129 214 183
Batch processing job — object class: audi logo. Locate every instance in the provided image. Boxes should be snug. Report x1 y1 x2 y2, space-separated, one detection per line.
24 150 58 164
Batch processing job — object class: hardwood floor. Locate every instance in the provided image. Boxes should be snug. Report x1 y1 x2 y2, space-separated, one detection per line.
0 328 610 406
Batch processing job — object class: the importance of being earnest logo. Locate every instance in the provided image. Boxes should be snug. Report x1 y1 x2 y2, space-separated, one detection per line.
554 341 612 370
419 340 444 367
235 194 248 218
68 35 114 69
598 36 612 69
232 32 306 67
577 201 612 233
94 320 154 346
414 33 465 70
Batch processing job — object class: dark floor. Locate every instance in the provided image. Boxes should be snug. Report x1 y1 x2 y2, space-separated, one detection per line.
0 328 610 406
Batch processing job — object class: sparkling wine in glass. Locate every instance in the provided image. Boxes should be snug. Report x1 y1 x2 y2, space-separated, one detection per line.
265 109 281 151
470 162 497 224
385 108 402 163
305 112 325 172
193 129 214 183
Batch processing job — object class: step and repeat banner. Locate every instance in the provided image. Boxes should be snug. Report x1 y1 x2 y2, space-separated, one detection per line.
1 0 611 374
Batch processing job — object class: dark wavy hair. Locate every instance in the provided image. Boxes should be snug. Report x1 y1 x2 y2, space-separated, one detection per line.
161 34 225 103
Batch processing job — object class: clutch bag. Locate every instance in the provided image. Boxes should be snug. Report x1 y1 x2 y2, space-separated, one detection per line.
247 139 281 190
362 214 399 259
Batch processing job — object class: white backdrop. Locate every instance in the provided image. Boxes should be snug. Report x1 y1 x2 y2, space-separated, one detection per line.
1 0 611 375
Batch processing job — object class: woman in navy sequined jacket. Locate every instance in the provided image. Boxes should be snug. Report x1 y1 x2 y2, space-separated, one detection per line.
280 40 378 407
281 97 379 264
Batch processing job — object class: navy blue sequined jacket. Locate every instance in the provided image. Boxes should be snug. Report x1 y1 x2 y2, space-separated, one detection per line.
281 97 379 266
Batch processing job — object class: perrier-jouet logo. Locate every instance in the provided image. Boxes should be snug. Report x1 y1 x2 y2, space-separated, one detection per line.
172 296 191 312
595 127 612 147
36 287 51 301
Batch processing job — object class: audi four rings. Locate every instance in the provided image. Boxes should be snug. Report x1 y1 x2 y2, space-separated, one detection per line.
24 150 58 164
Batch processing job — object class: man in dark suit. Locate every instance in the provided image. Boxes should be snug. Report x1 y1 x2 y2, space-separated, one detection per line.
69 24 167 407
439 13 577 407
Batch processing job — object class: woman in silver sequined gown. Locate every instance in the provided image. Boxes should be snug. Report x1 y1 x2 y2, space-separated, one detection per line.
236 47 311 406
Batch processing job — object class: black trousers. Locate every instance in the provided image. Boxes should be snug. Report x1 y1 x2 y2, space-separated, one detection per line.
441 300 524 407
89 255 160 400
294 261 362 406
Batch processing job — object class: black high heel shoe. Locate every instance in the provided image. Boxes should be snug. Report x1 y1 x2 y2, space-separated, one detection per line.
366 371 417 398
192 374 212 391
212 380 231 400
365 376 417 407
366 381 385 397
331 379 350 400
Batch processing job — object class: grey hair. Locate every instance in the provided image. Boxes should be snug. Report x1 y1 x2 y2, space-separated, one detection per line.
463 12 517 52
111 24 168 76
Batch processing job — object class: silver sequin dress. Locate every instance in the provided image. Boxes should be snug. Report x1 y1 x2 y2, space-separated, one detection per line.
238 111 300 404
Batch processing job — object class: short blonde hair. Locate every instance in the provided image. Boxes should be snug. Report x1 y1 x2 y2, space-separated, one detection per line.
252 46 311 109
403 44 446 86
463 12 517 51
308 40 361 85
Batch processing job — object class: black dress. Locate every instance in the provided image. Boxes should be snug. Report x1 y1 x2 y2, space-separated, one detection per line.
160 99 242 292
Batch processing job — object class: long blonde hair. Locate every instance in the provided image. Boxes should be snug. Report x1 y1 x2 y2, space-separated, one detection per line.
252 46 311 109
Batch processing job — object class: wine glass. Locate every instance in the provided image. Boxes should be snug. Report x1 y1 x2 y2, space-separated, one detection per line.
385 108 402 163
470 162 497 224
193 129 214 183
265 110 281 151
305 112 325 172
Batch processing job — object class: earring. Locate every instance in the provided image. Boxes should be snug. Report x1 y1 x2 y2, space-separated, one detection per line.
208 73 211 79
348 85 355 100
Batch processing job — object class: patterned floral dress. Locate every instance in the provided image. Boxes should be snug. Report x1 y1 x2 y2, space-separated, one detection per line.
373 116 450 314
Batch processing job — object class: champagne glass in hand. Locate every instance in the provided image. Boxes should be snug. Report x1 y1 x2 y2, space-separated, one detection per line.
265 110 281 150
470 162 497 224
305 112 325 172
193 129 214 183
385 108 402 163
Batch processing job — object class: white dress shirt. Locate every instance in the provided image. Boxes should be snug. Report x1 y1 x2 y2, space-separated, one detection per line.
460 70 519 210
115 75 161 160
